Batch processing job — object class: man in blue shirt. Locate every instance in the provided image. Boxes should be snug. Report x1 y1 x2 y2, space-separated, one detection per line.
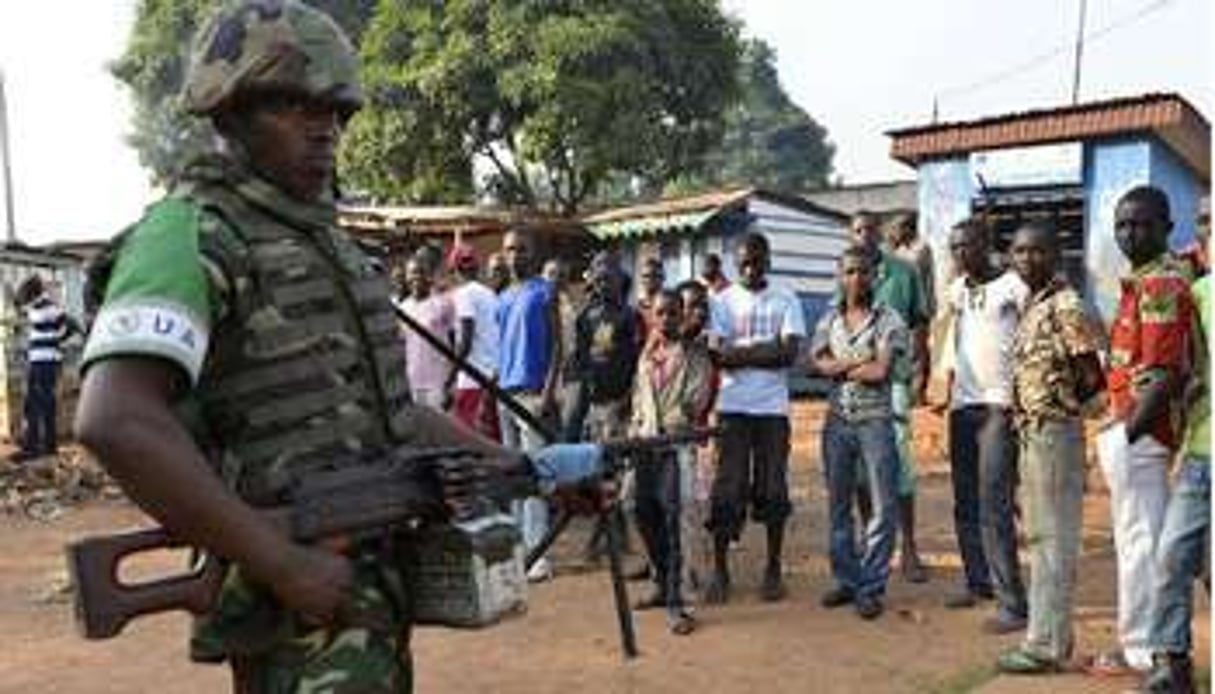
497 228 563 580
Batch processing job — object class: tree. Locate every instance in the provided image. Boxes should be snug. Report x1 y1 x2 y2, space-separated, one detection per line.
114 1 741 212
112 0 376 186
343 0 742 213
675 39 834 194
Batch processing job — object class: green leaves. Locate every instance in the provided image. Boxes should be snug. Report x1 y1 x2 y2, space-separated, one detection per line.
682 38 835 194
115 0 752 211
346 0 742 213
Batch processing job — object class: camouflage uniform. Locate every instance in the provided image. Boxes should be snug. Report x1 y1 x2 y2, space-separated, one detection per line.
83 3 414 691
1010 277 1103 663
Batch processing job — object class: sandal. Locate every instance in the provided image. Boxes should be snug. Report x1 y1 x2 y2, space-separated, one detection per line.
633 589 667 611
996 648 1061 675
668 611 696 636
1082 651 1139 678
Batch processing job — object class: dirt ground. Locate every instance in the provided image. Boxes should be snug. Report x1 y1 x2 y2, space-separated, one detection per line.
0 403 1208 693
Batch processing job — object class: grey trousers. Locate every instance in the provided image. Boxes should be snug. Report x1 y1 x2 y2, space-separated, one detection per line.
1020 418 1085 662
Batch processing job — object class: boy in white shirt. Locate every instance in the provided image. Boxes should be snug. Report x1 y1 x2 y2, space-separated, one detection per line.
703 231 806 604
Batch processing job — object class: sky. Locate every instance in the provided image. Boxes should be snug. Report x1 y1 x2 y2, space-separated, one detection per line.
0 0 1210 244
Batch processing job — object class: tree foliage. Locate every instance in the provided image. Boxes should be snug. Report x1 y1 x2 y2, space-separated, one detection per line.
114 1 741 212
673 39 834 194
342 0 742 213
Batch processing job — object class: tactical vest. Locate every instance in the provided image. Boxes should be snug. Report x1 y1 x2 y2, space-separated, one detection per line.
178 170 414 505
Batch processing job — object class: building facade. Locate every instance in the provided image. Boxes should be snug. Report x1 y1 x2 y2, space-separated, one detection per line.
888 92 1210 324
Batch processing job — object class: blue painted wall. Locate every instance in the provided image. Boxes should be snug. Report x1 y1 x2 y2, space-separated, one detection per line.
916 158 975 381
1149 139 1202 251
910 137 1204 326
1084 138 1150 322
1082 136 1204 323
917 158 976 304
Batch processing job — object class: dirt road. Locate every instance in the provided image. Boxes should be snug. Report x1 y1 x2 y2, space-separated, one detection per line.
0 404 1207 693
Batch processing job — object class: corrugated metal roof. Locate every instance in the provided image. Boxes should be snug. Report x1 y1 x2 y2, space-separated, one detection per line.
585 210 720 239
338 204 581 237
582 187 848 240
583 188 755 225
887 92 1210 181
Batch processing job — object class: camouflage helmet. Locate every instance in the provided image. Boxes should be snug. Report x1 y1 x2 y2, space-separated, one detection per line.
184 0 363 117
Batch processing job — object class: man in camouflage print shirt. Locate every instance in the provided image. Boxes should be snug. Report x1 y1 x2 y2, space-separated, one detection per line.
996 223 1104 675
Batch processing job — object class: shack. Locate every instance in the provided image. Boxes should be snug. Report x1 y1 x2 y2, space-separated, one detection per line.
802 179 917 219
582 187 851 325
887 92 1210 322
339 204 595 276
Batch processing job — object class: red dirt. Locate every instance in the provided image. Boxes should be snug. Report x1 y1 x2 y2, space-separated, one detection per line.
0 403 1207 693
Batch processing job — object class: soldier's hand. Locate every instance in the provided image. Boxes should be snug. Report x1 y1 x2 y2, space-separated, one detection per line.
268 543 353 626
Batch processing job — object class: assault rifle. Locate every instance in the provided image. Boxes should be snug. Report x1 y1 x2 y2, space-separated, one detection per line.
66 430 716 646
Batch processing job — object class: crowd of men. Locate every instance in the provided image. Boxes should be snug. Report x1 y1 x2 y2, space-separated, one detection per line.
27 4 1202 693
393 184 1209 691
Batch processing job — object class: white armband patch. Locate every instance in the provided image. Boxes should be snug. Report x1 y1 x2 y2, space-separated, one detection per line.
83 300 210 385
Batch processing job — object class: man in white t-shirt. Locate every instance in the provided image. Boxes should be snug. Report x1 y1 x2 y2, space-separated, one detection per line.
445 243 502 439
939 218 1029 634
704 231 806 604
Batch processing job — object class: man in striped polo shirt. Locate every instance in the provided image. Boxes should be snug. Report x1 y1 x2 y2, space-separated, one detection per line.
15 275 78 460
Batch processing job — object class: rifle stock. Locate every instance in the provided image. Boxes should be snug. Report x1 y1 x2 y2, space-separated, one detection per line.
67 432 719 649
66 528 226 640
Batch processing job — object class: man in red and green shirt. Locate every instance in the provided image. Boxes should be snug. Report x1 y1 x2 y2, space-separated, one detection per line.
1093 185 1194 675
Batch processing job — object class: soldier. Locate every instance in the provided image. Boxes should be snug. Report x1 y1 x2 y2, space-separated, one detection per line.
74 3 596 691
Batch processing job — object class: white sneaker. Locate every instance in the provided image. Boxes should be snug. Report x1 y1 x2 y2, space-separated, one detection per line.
526 558 553 583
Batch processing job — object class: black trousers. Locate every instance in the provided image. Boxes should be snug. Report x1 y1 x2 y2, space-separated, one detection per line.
23 361 59 456
949 405 1026 616
634 450 685 612
708 414 792 539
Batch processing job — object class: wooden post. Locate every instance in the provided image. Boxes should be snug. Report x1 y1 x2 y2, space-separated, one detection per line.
0 70 16 243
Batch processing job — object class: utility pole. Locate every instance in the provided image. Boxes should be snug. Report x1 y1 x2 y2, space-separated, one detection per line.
0 69 15 243
1070 0 1089 104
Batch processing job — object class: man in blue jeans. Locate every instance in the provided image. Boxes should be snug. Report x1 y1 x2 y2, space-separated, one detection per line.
1143 272 1209 693
939 219 1029 633
811 245 905 620
496 229 562 582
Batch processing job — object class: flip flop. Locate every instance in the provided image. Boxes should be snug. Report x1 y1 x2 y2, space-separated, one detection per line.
668 612 696 636
996 648 1061 675
1082 651 1139 678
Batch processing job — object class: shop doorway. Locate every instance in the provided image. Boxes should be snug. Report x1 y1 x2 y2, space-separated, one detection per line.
972 186 1086 291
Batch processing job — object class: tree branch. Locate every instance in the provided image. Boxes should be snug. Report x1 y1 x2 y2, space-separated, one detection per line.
481 142 537 210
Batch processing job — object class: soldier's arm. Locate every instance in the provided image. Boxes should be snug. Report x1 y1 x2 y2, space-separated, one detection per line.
75 357 353 624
